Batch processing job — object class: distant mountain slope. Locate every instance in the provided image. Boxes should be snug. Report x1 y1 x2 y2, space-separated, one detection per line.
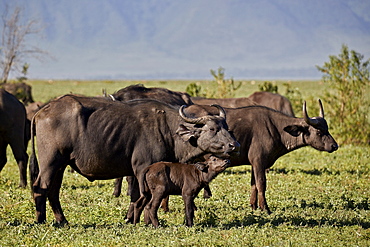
1 0 370 79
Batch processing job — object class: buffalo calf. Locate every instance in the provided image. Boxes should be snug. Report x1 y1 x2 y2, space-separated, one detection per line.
133 156 230 227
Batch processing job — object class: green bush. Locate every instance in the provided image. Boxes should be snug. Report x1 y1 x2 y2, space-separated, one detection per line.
185 82 205 97
316 44 370 145
186 67 241 98
258 81 278 93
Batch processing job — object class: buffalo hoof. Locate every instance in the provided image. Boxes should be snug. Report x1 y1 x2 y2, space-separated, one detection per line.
54 219 69 227
125 217 134 224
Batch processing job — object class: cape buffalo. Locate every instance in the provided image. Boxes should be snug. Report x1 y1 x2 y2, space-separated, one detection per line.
191 92 295 116
134 156 230 227
30 95 240 224
247 91 294 116
168 99 337 214
109 84 194 197
0 88 29 187
111 84 193 106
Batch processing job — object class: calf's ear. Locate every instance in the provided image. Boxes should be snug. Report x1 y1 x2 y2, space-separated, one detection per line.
194 162 207 171
283 125 307 137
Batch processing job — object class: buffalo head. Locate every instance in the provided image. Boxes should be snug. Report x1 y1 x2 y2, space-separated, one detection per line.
176 104 240 159
284 99 338 153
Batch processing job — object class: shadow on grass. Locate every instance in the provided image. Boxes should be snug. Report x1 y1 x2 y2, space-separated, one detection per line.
210 213 370 229
223 169 250 175
270 167 341 175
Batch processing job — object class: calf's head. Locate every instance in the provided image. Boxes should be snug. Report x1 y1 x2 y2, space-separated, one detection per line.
195 156 230 174
177 105 240 158
284 99 338 153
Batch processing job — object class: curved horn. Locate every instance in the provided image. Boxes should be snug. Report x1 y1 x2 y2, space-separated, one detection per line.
211 104 226 120
318 99 324 118
179 105 207 124
302 101 319 126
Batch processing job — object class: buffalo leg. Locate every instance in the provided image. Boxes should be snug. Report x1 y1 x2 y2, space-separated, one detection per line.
13 152 28 188
160 196 169 212
133 194 150 224
146 195 163 228
182 194 195 227
0 142 7 172
113 177 123 197
125 176 140 223
144 207 152 225
32 151 67 223
203 185 212 199
250 167 258 210
253 165 271 214
48 167 68 225
9 132 28 187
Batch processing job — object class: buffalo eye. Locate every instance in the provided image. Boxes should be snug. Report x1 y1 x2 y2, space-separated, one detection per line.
317 130 323 137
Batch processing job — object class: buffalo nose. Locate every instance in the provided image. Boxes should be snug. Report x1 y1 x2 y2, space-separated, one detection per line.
332 143 339 151
229 141 240 152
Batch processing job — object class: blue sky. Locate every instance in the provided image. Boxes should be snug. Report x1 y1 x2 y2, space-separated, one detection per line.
2 0 370 80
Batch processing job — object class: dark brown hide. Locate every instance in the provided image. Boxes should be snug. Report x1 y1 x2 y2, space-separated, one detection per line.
191 97 257 108
0 88 29 187
247 91 295 116
30 95 239 224
133 156 230 227
112 84 193 106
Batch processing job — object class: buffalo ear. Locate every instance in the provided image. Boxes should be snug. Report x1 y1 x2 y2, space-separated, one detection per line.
194 162 207 171
176 124 199 143
284 125 306 137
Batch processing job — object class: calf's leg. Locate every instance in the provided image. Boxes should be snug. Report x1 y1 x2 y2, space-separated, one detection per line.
146 195 163 228
182 194 196 227
160 196 169 212
133 194 150 224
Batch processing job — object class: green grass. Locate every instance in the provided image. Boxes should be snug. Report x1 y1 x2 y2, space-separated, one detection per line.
0 80 369 246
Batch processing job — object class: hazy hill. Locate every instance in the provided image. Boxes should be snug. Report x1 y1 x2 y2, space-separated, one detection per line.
2 0 370 80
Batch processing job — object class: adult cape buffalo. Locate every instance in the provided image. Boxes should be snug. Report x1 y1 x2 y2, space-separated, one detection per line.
248 91 294 116
191 91 295 117
182 99 338 214
0 88 29 187
111 84 193 106
30 95 239 224
109 84 194 197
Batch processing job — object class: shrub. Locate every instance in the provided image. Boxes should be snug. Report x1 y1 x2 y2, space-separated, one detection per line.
316 44 370 145
258 81 278 93
186 67 241 98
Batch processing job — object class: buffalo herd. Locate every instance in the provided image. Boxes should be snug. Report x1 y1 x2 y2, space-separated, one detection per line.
0 83 338 227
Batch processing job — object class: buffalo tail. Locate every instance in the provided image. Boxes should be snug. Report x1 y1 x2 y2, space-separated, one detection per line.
29 113 39 193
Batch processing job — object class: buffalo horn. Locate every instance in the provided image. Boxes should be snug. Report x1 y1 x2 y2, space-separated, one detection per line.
318 99 324 118
179 105 208 124
211 104 226 120
303 101 319 126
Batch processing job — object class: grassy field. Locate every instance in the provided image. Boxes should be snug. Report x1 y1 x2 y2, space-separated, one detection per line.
0 80 369 246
